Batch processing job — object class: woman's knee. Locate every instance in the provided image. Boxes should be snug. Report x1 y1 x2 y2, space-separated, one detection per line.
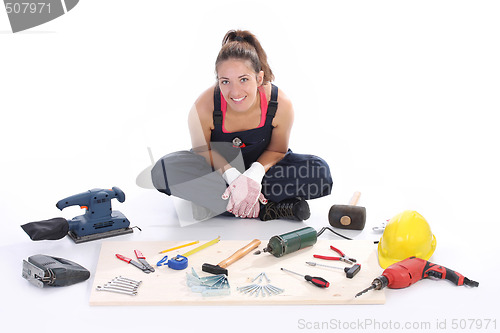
151 150 209 194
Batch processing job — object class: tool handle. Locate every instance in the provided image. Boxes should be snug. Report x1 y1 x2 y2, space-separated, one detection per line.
313 255 338 261
349 191 361 206
116 254 131 263
304 275 330 288
217 239 261 268
423 261 479 287
134 250 145 259
330 245 345 257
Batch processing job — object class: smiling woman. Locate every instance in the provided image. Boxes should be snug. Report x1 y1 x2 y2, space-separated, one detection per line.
151 29 333 222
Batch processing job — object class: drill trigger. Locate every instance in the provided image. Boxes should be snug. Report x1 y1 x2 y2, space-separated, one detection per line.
426 270 443 279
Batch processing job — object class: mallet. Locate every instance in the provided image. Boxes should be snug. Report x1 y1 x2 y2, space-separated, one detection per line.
328 191 366 230
202 239 261 275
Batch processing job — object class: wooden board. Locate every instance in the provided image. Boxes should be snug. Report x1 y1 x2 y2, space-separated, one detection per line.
89 239 385 305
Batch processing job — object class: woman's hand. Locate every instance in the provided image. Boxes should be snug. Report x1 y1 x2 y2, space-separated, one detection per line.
222 175 267 218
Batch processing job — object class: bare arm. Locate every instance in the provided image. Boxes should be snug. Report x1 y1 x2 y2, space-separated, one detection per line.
188 85 233 174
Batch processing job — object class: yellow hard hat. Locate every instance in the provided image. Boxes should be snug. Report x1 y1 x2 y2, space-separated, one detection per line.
377 210 437 269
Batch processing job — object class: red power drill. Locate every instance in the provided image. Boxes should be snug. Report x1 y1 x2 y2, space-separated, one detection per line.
356 256 479 297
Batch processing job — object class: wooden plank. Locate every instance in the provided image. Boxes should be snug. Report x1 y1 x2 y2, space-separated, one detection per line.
89 239 385 305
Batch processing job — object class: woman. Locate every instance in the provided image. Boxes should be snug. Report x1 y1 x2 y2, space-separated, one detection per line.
152 30 332 221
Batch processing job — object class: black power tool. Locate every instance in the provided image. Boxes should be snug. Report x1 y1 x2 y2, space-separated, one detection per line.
22 254 90 288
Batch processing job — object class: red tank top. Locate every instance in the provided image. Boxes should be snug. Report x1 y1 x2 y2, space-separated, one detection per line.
219 86 268 133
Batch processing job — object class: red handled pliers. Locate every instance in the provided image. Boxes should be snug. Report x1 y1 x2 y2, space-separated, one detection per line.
116 250 155 274
313 245 357 265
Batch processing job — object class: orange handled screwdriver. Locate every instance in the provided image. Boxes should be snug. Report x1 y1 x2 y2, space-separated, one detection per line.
281 268 330 288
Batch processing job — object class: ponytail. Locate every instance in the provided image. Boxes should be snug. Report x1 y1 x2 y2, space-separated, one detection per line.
215 30 274 84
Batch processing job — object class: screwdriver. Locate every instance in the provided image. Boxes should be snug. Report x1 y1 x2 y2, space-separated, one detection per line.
280 268 330 288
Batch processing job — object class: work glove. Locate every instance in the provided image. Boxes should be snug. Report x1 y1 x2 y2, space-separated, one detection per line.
221 167 242 185
222 162 267 218
247 200 262 218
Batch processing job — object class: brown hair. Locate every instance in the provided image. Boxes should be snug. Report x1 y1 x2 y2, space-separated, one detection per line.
215 30 274 84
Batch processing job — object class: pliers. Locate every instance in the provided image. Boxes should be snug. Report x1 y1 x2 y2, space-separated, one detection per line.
116 250 155 274
313 245 357 265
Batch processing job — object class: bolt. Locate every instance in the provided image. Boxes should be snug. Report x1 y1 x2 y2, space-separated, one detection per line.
249 285 262 296
267 284 284 294
242 285 259 294
237 284 255 291
252 273 263 282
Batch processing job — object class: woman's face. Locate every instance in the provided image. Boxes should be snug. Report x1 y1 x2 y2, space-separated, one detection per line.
217 58 264 112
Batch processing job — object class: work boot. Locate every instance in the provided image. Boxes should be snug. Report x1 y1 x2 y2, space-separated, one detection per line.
259 197 310 222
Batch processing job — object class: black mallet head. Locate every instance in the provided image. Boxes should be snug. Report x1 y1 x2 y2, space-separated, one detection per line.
328 205 366 230
329 192 366 230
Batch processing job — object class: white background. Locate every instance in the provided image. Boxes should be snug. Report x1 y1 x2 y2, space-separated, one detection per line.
1 1 499 332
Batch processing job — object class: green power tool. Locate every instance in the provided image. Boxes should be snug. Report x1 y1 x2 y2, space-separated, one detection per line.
258 226 354 258
260 227 318 257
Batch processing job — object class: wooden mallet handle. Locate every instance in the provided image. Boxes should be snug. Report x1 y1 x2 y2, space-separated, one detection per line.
349 191 361 206
217 239 261 268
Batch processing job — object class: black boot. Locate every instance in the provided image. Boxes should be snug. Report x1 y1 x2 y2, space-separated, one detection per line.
259 197 310 221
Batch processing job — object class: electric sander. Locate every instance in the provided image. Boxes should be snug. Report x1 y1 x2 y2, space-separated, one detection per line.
21 187 134 243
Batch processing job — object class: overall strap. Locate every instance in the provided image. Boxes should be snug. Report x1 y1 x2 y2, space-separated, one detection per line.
213 85 223 127
265 84 279 125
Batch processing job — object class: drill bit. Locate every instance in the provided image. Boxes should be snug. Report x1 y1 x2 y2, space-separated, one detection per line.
355 284 376 298
355 277 386 297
